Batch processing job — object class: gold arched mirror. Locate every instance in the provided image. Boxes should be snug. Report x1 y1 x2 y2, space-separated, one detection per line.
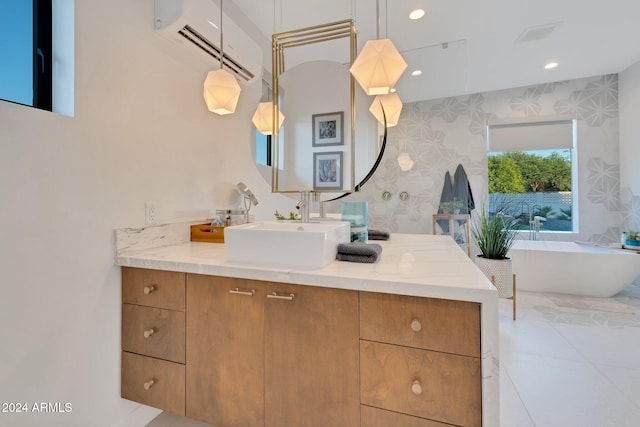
270 20 384 200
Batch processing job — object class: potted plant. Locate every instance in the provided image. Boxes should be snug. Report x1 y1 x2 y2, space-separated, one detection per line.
472 211 519 298
439 200 463 214
626 230 640 247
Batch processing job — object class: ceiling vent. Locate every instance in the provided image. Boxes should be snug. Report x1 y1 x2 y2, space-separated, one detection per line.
516 22 560 43
154 0 262 84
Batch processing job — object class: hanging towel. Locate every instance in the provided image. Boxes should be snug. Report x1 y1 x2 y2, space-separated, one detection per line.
453 164 475 214
336 242 382 263
437 171 455 232
367 228 390 240
438 170 454 209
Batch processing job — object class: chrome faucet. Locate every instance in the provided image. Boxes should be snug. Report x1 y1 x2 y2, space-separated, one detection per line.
296 191 310 222
311 191 326 219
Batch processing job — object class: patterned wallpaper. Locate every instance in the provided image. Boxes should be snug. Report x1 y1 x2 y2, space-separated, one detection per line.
622 188 640 233
329 73 638 244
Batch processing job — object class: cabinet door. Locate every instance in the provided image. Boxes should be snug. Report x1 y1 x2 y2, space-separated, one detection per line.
186 274 265 427
121 352 185 416
360 340 481 427
361 405 452 427
122 304 185 363
264 283 359 427
360 292 480 357
122 267 185 311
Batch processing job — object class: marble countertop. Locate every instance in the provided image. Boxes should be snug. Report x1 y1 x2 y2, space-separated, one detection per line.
115 228 497 304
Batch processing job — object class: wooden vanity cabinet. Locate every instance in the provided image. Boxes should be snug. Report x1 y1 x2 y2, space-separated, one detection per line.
121 268 483 427
121 267 186 415
360 292 482 427
186 274 360 427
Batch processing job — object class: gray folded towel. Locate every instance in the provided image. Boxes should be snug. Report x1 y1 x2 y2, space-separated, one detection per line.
367 228 390 240
336 242 382 263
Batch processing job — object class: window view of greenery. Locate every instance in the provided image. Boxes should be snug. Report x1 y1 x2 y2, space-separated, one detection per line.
488 150 573 232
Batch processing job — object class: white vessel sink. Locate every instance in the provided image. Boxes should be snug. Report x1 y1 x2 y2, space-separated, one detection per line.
224 221 350 269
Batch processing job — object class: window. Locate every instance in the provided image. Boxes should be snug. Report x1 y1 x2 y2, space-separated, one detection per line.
0 0 52 110
487 119 577 233
1 0 73 116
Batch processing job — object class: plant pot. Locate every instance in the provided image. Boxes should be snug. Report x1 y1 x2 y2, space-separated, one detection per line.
625 238 640 247
475 256 513 298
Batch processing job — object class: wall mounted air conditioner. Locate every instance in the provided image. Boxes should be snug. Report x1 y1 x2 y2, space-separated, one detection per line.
154 0 262 85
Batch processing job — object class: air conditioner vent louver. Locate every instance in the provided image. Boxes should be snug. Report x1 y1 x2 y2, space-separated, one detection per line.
154 0 262 85
178 25 255 82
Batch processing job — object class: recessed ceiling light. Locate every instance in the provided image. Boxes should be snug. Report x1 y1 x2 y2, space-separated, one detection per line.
544 61 559 70
409 9 425 20
411 70 423 77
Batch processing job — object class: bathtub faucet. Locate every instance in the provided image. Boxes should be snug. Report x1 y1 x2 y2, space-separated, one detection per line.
529 216 546 240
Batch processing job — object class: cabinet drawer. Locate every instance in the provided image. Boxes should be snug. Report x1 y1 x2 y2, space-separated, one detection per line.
361 405 452 427
122 267 185 311
360 292 480 357
121 352 185 415
360 341 481 427
122 304 185 363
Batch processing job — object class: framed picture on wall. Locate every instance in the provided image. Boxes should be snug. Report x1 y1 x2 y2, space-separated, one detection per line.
312 111 344 146
313 151 343 190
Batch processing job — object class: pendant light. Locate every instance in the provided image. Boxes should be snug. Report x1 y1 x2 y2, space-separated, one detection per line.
251 83 284 135
397 152 415 171
369 92 403 127
251 101 285 135
350 0 407 95
203 0 241 115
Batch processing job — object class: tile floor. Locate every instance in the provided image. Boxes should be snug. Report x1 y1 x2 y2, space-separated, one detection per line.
148 284 640 427
500 285 640 427
500 284 640 427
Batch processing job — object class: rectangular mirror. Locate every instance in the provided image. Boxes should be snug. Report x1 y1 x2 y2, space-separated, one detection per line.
271 20 357 196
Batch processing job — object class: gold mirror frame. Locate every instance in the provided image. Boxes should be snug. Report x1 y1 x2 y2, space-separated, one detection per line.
271 20 357 195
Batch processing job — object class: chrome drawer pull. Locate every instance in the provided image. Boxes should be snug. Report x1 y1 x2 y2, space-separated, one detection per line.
143 285 155 294
410 319 422 332
411 380 423 395
229 288 256 296
143 328 155 338
143 379 155 390
267 292 295 301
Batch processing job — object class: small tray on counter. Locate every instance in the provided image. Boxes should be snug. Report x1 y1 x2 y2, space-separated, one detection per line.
190 224 225 243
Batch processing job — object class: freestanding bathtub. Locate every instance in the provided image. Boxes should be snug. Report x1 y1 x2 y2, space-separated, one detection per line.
508 240 640 297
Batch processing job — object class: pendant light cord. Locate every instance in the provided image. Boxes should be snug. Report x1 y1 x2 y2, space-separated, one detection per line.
385 0 388 38
219 0 224 70
376 0 379 39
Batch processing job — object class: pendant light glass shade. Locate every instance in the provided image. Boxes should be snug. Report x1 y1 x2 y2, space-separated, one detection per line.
203 69 241 115
397 152 415 171
369 93 403 127
251 101 285 135
350 39 408 95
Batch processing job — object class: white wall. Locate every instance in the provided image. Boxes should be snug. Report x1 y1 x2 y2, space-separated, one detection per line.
619 60 640 231
0 1 290 426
